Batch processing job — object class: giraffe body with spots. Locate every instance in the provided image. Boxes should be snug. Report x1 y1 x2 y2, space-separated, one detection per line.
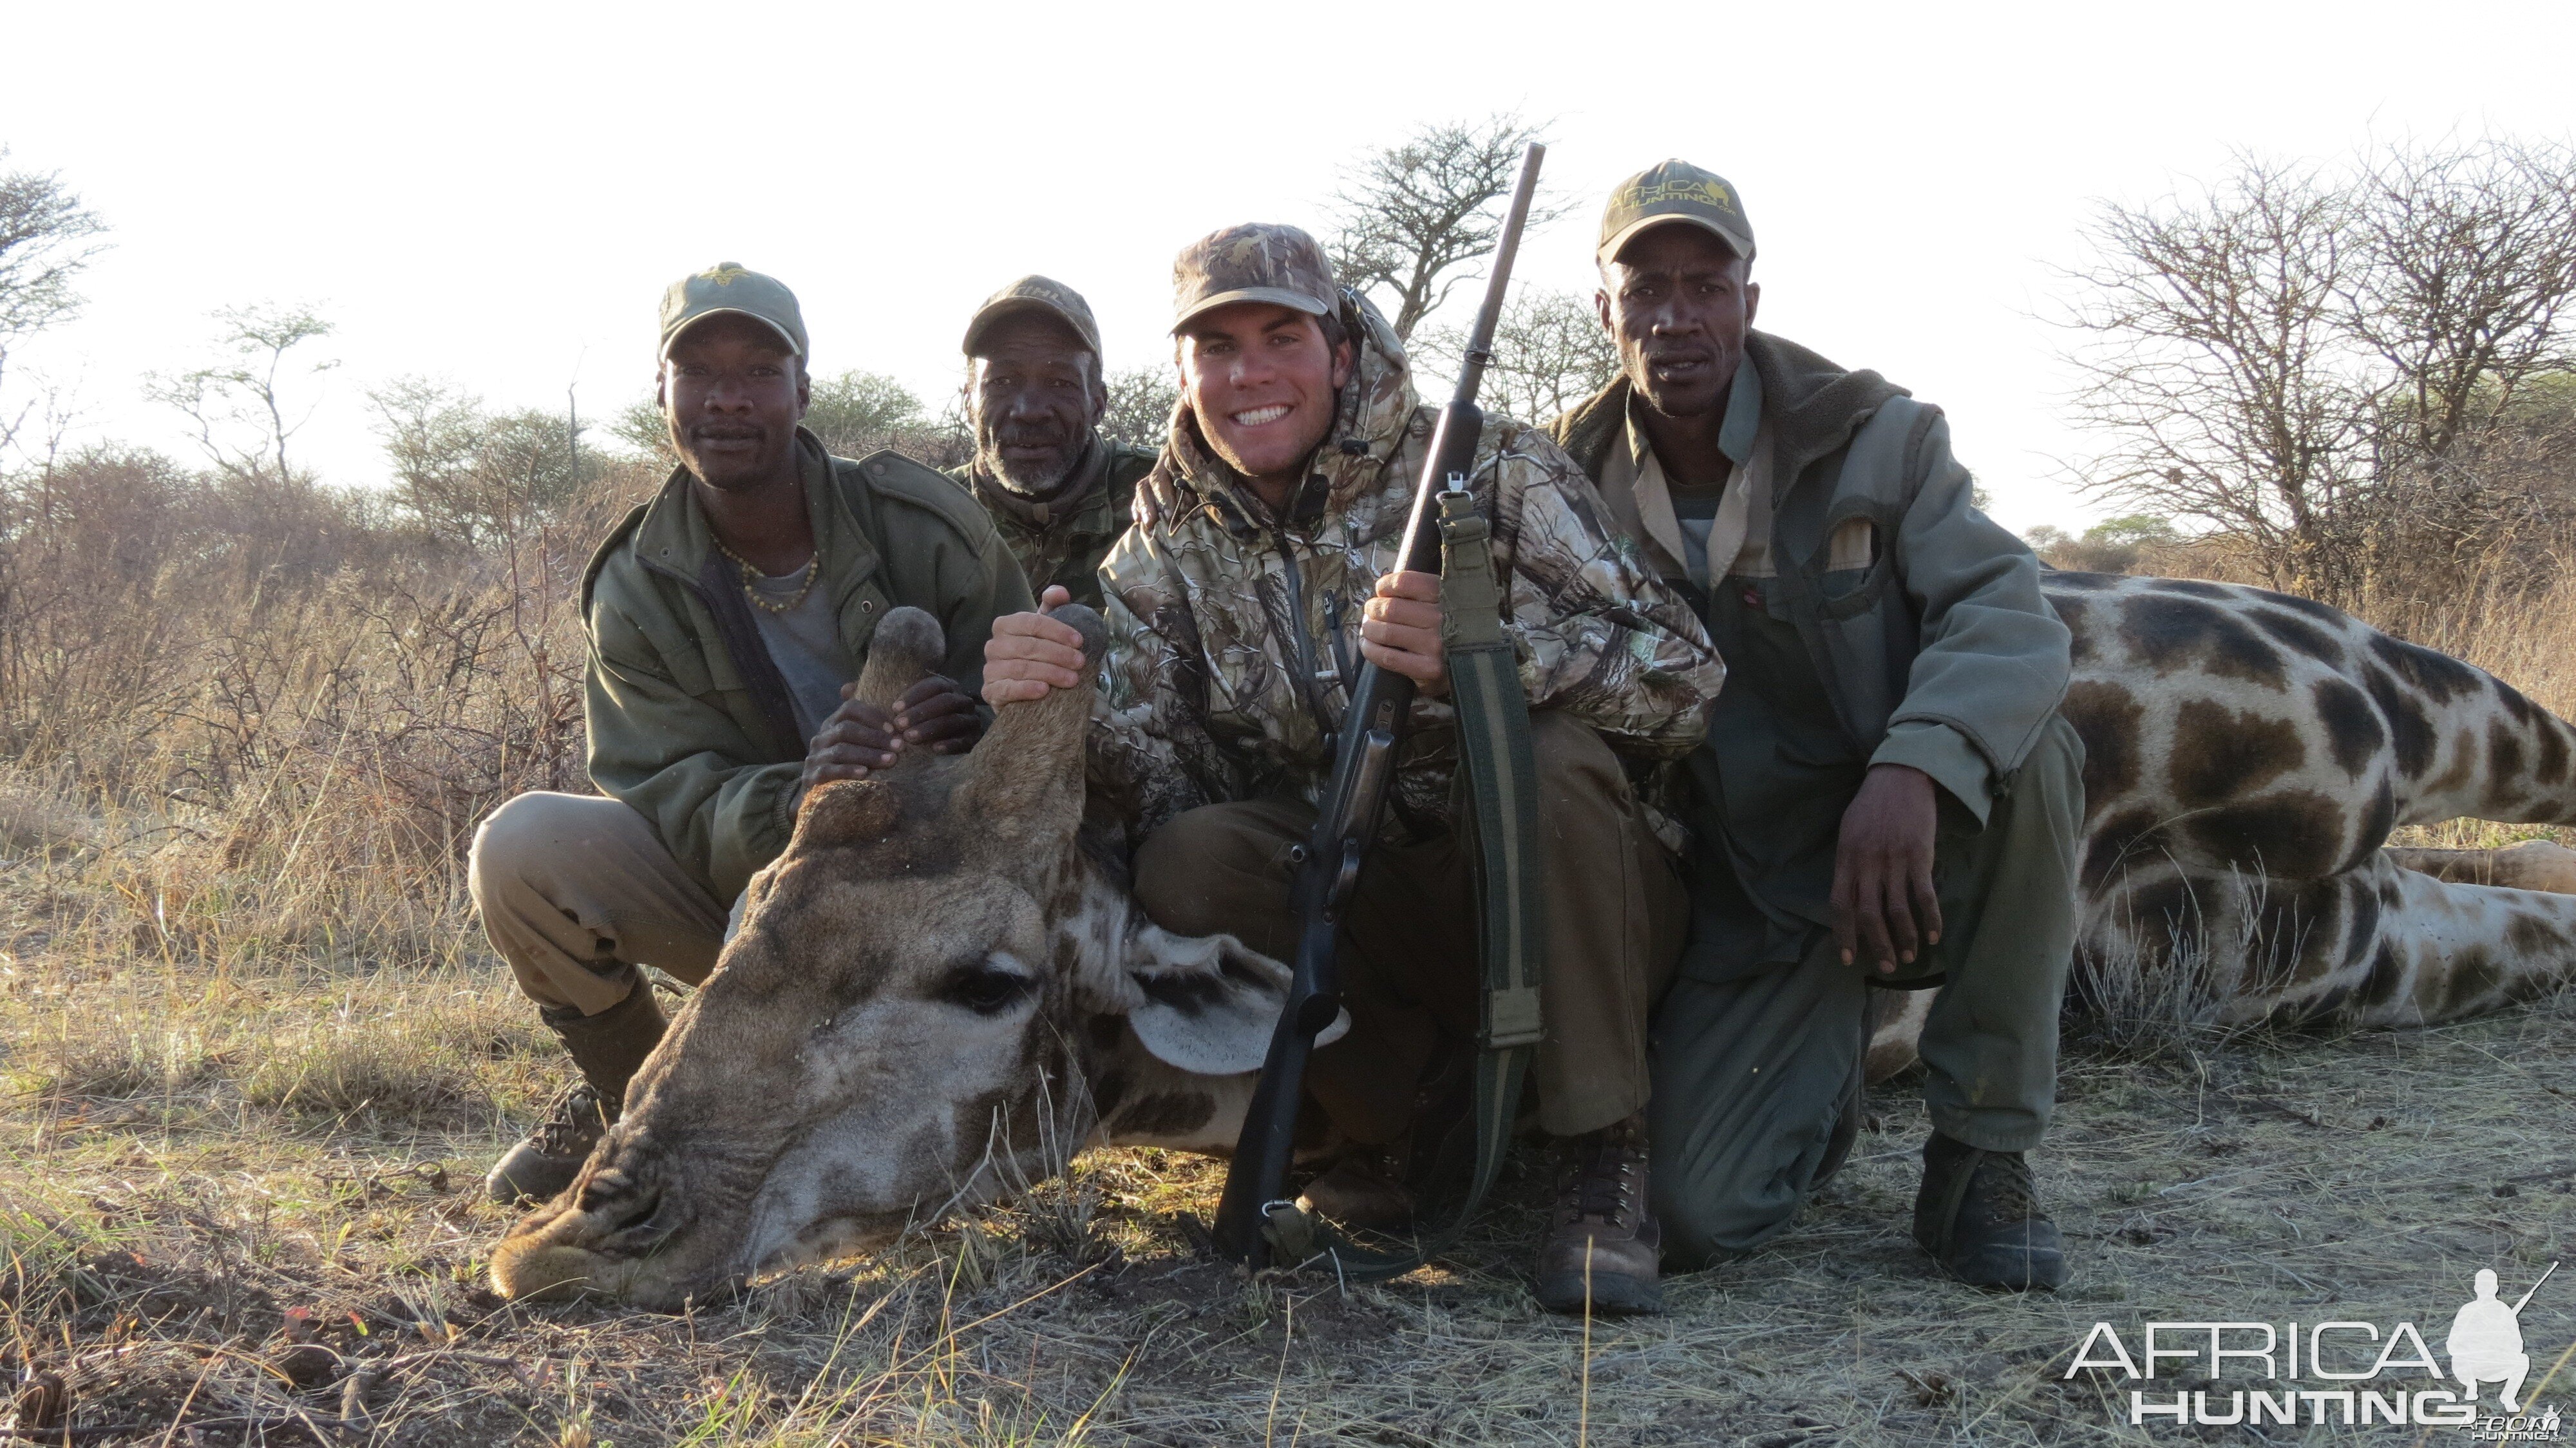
1867 570 2576 1076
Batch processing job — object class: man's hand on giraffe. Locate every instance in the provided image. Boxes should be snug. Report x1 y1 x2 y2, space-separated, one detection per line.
982 585 1089 707
1832 763 1944 975
801 675 981 792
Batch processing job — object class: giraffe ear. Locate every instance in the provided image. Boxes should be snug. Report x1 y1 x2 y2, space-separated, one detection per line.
1119 924 1347 1076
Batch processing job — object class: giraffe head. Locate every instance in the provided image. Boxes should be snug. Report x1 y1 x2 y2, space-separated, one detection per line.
489 607 1297 1309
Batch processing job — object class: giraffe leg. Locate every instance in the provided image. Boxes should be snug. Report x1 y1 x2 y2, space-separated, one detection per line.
2383 839 2576 893
2309 852 2576 1028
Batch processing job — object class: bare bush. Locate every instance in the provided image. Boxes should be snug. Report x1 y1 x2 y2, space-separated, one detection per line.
2059 136 2576 606
1101 364 1178 455
1412 286 1616 422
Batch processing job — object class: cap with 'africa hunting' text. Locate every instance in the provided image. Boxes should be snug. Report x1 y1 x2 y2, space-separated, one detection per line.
659 262 808 359
1170 224 1339 332
962 276 1104 360
1598 160 1756 265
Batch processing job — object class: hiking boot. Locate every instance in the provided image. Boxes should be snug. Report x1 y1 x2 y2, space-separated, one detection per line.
485 984 668 1206
1298 1147 1417 1232
1912 1132 2069 1291
1533 1114 1662 1317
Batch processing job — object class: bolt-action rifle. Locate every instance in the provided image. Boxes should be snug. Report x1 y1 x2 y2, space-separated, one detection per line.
1210 142 1548 1269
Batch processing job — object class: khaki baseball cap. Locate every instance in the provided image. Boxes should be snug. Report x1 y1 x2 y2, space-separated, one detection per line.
659 262 808 359
1598 160 1756 265
1170 223 1338 332
961 275 1104 359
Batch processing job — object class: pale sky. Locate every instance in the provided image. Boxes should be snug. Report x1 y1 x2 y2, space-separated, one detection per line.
5 0 2571 534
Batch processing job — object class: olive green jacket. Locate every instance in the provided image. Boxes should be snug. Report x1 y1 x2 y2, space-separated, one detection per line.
945 433 1157 610
580 430 1034 900
1548 332 2070 824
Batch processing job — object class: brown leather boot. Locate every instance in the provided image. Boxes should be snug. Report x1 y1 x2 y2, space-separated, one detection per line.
1533 1114 1662 1316
485 984 667 1205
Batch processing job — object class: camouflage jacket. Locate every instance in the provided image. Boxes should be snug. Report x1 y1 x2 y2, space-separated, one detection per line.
945 434 1156 611
1090 298 1721 837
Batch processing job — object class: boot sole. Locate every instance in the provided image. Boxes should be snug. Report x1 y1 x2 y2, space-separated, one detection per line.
1535 1270 1664 1317
1929 1239 2070 1292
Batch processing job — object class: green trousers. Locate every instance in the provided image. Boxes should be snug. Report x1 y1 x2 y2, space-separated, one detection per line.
1648 714 2085 1268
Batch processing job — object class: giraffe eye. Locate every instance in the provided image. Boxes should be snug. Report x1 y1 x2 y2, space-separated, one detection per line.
940 955 1037 1016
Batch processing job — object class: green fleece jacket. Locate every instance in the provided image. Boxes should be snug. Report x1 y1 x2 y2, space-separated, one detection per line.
580 431 1033 900
1548 332 2069 822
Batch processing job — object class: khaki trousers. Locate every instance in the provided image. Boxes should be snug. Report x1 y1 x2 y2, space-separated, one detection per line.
1132 712 1687 1142
466 792 729 1016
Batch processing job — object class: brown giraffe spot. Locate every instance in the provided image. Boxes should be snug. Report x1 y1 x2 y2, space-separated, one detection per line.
2535 718 2571 787
2117 594 2289 689
2151 579 2235 600
2496 683 2539 727
2183 790 2347 879
2059 680 2143 801
2083 806 2168 889
2362 664 2439 777
2505 914 2568 957
2488 721 2530 809
2427 946 2503 1018
2169 700 2307 806
2049 594 2098 663
2311 676 2385 777
1112 1091 1217 1138
2367 633 2483 705
2251 587 2352 625
2344 781 2396 873
2339 871 2383 967
2247 607 2344 663
1089 1069 1132 1117
2362 941 2408 1011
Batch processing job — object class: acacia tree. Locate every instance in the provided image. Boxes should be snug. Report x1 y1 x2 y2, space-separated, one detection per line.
371 377 589 547
1326 113 1569 341
145 303 338 484
1412 288 1618 423
0 154 108 458
2060 137 2576 603
1100 364 1179 453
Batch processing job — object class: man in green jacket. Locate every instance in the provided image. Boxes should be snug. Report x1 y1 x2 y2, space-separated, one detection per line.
945 276 1157 609
1549 163 2084 1290
470 263 1033 1205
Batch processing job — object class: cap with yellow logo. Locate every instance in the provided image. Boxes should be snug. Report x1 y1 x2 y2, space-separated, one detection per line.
659 262 808 359
962 275 1104 359
1597 160 1756 265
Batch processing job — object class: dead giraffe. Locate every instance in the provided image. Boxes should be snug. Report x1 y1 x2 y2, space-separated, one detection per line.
1866 571 2576 1078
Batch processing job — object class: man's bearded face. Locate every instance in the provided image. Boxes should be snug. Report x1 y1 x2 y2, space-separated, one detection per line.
971 316 1104 497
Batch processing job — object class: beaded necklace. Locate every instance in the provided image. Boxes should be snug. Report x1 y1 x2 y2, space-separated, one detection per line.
712 539 818 614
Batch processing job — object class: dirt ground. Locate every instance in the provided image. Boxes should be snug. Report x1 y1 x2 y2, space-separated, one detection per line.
6 890 2572 1448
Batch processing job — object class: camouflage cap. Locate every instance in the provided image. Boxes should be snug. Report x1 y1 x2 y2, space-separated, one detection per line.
1598 160 1756 265
659 262 808 359
961 275 1104 359
1170 223 1338 332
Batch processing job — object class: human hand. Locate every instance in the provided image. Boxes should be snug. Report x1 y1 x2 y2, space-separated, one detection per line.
981 585 1089 707
1830 763 1944 975
1359 569 1448 698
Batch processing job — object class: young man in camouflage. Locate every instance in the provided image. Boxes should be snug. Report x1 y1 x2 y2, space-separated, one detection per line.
986 225 1722 1315
1551 164 2084 1290
471 263 1032 1205
946 276 1157 609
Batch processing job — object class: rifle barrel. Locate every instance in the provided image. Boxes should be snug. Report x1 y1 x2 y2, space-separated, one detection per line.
1450 144 1546 405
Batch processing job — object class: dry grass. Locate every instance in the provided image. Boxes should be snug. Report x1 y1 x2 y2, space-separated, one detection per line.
5 456 2576 1442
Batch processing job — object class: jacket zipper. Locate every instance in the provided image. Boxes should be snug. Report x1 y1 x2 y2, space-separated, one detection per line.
1270 522 1338 739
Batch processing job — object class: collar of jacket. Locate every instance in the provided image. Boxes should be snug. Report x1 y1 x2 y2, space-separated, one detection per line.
965 431 1110 531
1553 331 1907 502
627 427 882 610
1153 292 1415 540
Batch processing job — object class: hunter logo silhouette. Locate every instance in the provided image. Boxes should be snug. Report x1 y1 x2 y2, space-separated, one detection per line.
2450 1262 2556 1411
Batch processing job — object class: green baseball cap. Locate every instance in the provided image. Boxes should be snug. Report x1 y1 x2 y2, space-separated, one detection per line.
659 262 808 359
1598 160 1756 265
1170 223 1338 332
962 275 1104 359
